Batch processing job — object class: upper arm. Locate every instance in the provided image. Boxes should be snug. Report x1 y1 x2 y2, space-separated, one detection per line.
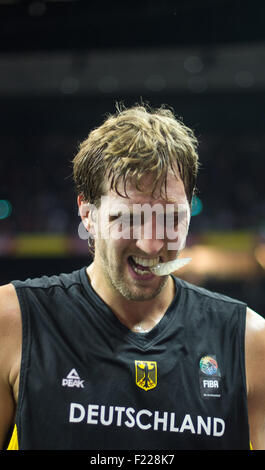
245 307 265 450
0 284 22 449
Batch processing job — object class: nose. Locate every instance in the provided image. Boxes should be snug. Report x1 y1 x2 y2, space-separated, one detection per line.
135 237 164 255
134 214 165 255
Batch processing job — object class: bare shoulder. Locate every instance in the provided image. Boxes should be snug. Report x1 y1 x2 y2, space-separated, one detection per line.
245 307 265 449
0 283 22 448
245 307 265 394
0 283 22 383
246 307 265 341
245 307 265 349
0 283 21 334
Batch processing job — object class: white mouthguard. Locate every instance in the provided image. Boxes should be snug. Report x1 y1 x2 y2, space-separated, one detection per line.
150 257 192 276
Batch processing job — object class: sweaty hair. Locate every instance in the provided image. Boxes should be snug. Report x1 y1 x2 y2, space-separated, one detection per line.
72 102 199 206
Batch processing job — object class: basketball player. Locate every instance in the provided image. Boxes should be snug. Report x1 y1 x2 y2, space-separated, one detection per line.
0 104 264 450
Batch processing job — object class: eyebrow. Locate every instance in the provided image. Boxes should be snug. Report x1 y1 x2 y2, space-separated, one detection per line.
121 199 178 207
166 200 178 205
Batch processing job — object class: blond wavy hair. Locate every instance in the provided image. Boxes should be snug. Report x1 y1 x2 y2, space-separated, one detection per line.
72 103 199 206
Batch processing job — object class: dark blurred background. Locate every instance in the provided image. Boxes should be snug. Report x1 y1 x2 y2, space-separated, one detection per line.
0 0 265 313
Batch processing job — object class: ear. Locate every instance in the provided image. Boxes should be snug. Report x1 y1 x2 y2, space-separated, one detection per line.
77 195 96 236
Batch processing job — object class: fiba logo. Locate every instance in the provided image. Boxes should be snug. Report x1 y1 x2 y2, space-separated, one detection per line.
199 356 218 376
199 355 221 399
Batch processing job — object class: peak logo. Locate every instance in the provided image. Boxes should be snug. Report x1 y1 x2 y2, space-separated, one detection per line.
62 369 84 388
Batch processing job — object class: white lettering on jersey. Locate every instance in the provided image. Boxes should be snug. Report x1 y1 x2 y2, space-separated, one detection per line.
68 402 225 437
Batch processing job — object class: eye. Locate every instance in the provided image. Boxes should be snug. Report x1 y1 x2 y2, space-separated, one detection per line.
109 213 134 228
109 214 120 223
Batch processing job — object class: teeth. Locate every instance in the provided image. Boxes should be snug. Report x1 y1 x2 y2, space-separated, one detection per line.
133 267 150 275
131 256 160 267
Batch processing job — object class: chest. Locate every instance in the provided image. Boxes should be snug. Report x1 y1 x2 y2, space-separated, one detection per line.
17 295 249 449
20 334 242 449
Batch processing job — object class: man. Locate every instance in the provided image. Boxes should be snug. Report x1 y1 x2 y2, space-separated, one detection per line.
0 103 265 450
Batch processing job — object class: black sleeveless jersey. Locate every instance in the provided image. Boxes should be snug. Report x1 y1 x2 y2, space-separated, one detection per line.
10 267 249 450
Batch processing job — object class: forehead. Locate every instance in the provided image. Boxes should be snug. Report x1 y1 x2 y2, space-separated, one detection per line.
106 171 188 207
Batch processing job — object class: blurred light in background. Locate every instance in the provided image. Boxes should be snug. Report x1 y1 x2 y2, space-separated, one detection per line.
145 75 166 92
28 1 47 17
255 244 265 270
235 70 255 88
187 75 208 93
0 200 12 220
181 245 258 281
60 76 80 94
191 195 203 216
184 55 204 74
98 76 119 93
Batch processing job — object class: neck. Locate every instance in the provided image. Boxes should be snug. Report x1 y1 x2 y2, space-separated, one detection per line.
86 263 175 333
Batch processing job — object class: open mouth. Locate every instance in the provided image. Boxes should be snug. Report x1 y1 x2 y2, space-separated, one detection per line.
127 255 160 278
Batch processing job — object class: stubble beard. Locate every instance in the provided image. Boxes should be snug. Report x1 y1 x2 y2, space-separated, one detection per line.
98 248 167 302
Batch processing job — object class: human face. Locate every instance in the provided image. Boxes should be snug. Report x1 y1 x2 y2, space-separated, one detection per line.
92 172 190 302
